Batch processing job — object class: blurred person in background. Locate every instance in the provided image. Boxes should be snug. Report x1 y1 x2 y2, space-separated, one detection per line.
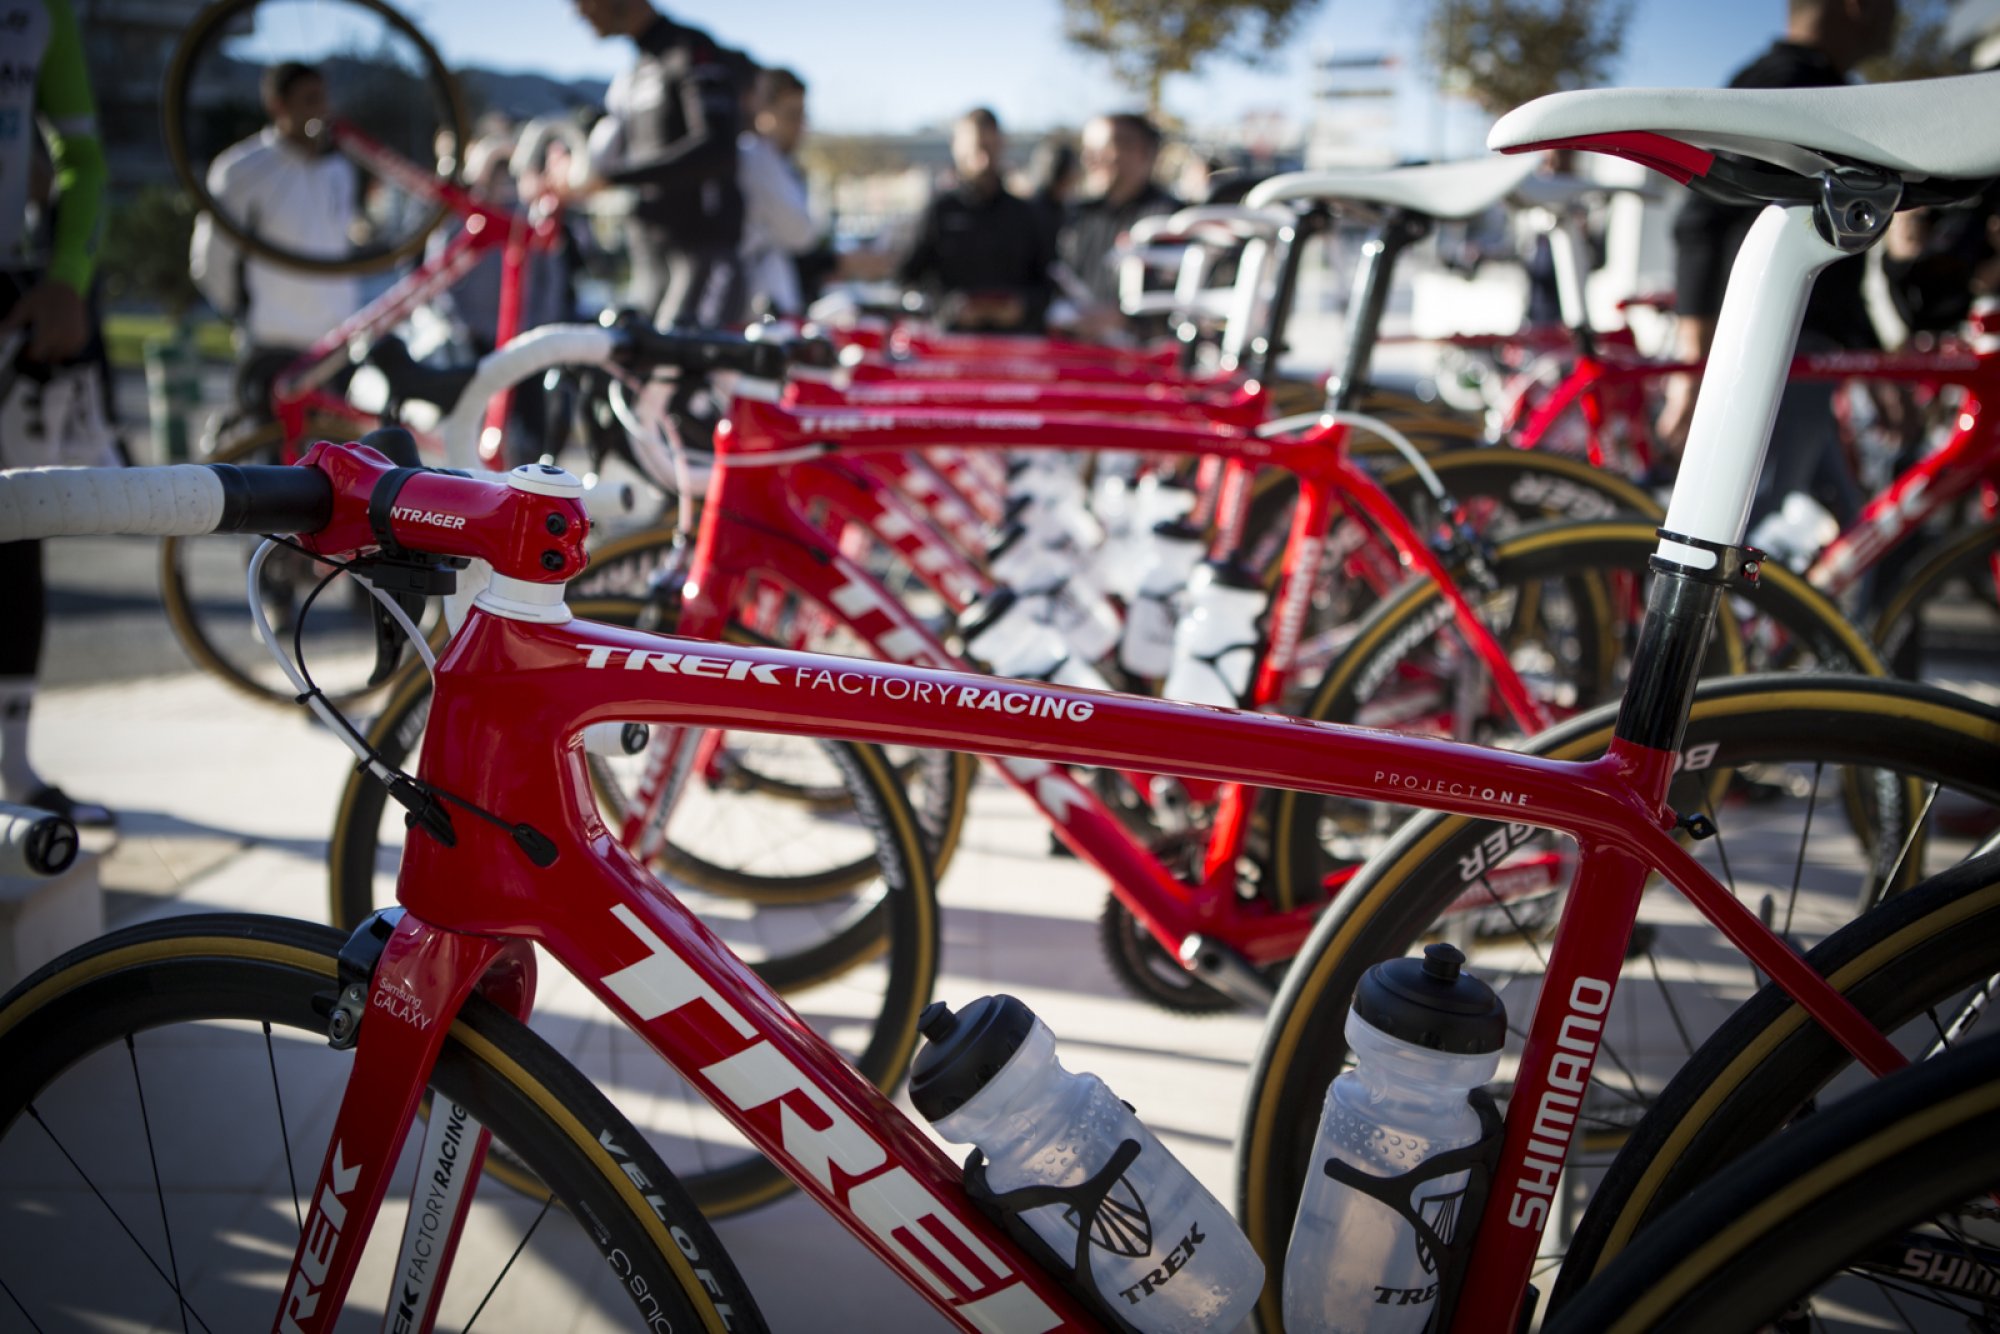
2 0 114 825
737 67 819 317
576 0 745 327
895 107 1052 333
1057 112 1178 339
426 122 589 462
189 61 363 419
1656 0 1900 526
1024 136 1080 260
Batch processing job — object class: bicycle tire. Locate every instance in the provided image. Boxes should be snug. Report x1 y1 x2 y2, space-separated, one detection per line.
328 601 968 913
327 640 941 1218
163 0 468 275
0 913 765 1331
159 413 419 708
1234 674 2000 1333
1551 842 2000 1308
577 530 975 896
1544 1027 2000 1333
1869 517 2000 680
1266 518 1885 913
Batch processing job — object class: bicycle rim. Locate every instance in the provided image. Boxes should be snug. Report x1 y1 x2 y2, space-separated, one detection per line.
164 0 466 275
1236 674 2000 1332
0 914 763 1331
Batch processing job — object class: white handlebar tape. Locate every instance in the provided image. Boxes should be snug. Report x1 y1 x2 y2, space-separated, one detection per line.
0 465 225 543
0 801 79 879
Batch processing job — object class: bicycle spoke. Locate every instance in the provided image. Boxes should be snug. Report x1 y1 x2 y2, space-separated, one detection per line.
1473 871 1650 1110
462 1192 556 1332
1879 780 1942 903
1874 1279 1918 1331
264 1021 304 1233
0 1274 44 1334
1700 788 1738 902
127 1035 194 1334
1642 947 1697 1057
23 1105 218 1334
1780 762 1824 940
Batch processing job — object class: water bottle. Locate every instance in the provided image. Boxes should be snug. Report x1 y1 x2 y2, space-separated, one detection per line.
1160 560 1267 708
1746 491 1840 573
1282 944 1506 1334
1119 522 1209 679
914 996 1264 1333
1096 474 1197 600
964 591 1112 691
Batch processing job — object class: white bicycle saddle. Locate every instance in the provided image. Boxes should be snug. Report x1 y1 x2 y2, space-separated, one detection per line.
1245 154 1545 221
1489 71 2000 180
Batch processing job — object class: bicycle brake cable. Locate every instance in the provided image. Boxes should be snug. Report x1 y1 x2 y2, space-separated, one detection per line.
248 540 556 864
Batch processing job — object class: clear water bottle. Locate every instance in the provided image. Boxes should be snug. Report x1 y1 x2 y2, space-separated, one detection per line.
964 591 1112 690
1746 491 1840 573
1283 944 1506 1334
1160 560 1267 708
1119 521 1209 679
915 996 1264 1334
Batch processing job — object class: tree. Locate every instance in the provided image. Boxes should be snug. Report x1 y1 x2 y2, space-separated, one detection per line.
1060 0 1325 113
1859 0 1964 82
99 187 201 317
1426 0 1632 117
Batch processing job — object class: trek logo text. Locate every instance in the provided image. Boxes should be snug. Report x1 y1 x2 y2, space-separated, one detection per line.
581 644 785 684
598 905 1064 1332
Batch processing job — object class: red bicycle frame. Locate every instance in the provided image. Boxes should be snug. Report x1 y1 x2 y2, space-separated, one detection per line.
1509 329 2000 593
630 394 1552 963
258 123 568 467
273 441 1907 1334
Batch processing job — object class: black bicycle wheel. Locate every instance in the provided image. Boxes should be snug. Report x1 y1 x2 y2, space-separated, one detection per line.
578 530 975 897
1871 518 2000 685
1552 843 2000 1312
164 0 467 275
0 914 765 1331
327 643 942 1219
1265 518 1885 914
1545 1028 2000 1334
1234 674 2000 1333
160 415 433 707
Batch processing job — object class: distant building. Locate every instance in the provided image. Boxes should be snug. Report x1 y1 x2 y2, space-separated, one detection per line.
76 0 213 194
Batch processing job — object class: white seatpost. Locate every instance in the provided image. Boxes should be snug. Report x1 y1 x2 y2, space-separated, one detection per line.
1657 203 1846 570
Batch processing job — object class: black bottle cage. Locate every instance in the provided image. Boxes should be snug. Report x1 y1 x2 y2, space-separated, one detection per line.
963 1138 1148 1334
1314 1087 1505 1333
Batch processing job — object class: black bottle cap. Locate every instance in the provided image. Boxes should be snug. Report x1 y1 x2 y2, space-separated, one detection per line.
910 995 1038 1122
1151 519 1205 542
986 522 1027 565
1200 558 1263 591
1351 943 1507 1055
957 587 1019 644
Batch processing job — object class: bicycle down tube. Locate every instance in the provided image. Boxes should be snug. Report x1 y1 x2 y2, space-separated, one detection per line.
270 550 1904 1334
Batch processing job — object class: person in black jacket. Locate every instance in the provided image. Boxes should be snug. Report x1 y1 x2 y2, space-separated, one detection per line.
896 108 1053 333
1657 0 1899 522
1058 112 1180 340
577 0 744 326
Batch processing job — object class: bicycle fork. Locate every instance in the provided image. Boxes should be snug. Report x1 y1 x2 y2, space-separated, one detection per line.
273 911 537 1334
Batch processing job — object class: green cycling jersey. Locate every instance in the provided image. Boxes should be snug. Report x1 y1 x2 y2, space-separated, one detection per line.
2 0 105 292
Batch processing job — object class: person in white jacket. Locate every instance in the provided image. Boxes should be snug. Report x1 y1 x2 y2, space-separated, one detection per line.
188 62 362 417
736 67 818 317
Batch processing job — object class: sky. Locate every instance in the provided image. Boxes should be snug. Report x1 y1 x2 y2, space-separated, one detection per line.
405 0 1794 154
